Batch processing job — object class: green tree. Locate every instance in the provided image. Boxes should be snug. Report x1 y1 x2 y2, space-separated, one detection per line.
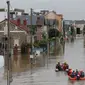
42 32 47 40
28 25 37 35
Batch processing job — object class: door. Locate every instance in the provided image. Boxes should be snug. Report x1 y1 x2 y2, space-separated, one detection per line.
76 28 80 34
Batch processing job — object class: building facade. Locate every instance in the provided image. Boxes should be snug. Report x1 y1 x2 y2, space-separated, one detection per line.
44 11 63 32
74 20 85 34
0 19 30 52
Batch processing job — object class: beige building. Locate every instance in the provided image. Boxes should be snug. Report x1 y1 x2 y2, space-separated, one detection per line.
56 14 63 32
45 11 63 32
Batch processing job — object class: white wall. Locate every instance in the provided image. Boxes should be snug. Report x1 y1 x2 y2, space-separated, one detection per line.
43 26 47 32
75 24 84 30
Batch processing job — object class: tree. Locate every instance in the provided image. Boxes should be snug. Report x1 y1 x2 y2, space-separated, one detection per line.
21 43 30 54
48 29 60 38
70 25 75 35
42 31 47 40
28 25 37 35
83 25 85 35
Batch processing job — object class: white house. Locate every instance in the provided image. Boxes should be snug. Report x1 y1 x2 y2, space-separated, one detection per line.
74 20 85 34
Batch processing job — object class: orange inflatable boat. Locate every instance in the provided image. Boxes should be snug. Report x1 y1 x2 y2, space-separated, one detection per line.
69 76 85 80
69 76 76 80
80 77 85 80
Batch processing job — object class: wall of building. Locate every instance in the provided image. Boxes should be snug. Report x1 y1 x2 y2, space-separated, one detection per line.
75 24 84 30
0 21 29 49
56 14 63 32
35 26 43 41
45 12 63 32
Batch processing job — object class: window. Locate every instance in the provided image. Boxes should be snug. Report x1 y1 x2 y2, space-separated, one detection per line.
34 36 37 42
76 28 80 34
14 39 19 46
15 26 18 30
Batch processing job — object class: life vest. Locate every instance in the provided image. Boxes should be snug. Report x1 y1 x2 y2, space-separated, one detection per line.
68 69 72 75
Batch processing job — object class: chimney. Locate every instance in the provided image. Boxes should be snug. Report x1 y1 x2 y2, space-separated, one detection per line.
17 18 20 25
23 19 27 26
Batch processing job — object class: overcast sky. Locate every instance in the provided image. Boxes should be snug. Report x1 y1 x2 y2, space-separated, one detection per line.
0 0 85 20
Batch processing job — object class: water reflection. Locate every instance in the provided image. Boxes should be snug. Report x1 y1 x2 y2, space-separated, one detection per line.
67 80 75 85
67 78 85 85
2 38 85 85
12 54 30 72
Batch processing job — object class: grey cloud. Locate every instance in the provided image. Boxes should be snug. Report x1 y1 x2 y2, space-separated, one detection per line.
0 0 85 20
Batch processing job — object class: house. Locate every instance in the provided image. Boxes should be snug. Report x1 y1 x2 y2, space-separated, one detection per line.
0 19 30 52
64 20 75 32
35 16 44 41
64 20 74 25
15 14 44 41
44 11 63 32
74 20 85 34
9 10 63 43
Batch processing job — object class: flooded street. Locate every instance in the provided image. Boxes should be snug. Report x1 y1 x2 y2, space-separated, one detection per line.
0 0 85 85
12 55 30 72
64 38 85 71
1 37 85 85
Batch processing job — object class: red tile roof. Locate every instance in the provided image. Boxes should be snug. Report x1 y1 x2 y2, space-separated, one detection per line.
10 20 29 33
0 19 29 33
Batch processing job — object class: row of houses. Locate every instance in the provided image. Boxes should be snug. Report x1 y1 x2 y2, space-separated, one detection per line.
0 10 63 51
64 20 85 34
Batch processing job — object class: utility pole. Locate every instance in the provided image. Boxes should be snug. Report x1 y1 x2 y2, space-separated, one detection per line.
54 20 57 56
62 20 65 53
63 20 65 41
30 8 33 54
30 8 33 74
47 19 49 67
7 1 12 85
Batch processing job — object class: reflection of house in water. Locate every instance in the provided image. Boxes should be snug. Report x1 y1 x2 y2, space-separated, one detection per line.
12 55 30 72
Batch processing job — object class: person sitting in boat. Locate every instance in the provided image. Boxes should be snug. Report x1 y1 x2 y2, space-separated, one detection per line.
63 62 69 70
76 74 80 80
56 62 62 71
70 70 76 78
68 69 72 75
75 69 79 76
80 71 85 78
75 69 80 80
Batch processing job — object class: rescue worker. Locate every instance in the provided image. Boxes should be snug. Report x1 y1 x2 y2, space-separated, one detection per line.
56 62 62 71
75 69 79 76
75 69 80 80
70 70 75 78
80 71 85 78
63 62 69 70
68 69 72 76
